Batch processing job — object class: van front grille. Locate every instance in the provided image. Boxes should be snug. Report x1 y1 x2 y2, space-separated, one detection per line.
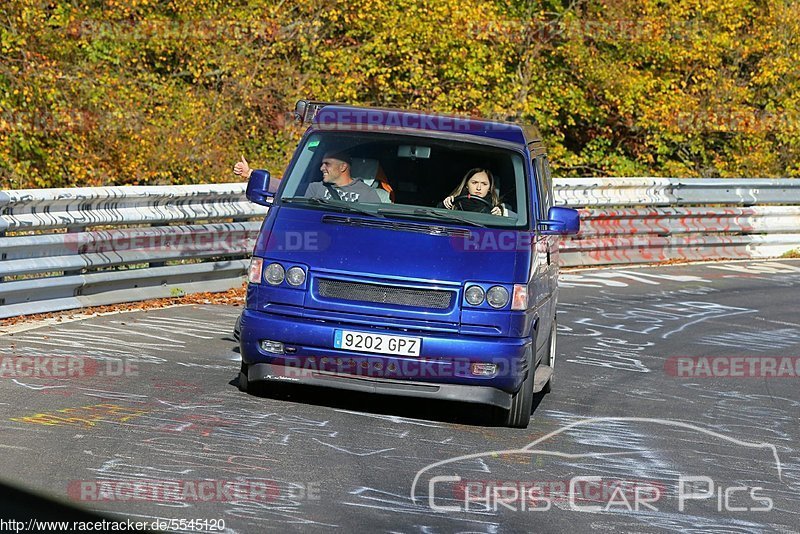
317 279 453 309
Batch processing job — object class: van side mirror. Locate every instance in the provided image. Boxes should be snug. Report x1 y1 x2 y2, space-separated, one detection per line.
245 170 280 206
539 206 580 235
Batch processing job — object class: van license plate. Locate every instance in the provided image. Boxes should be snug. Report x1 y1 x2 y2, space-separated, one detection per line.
334 330 421 357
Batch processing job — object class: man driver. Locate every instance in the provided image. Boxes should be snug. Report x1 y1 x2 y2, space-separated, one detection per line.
233 152 381 203
304 152 382 202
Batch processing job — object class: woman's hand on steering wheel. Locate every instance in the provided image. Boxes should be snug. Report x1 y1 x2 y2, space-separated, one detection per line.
452 194 493 214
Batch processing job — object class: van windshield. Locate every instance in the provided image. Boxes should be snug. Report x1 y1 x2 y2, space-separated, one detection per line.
279 131 529 228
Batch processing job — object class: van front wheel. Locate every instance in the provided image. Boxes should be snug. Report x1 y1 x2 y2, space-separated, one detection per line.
238 362 249 393
497 352 534 428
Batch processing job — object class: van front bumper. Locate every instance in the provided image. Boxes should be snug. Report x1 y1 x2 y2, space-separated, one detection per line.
238 308 532 409
247 362 513 409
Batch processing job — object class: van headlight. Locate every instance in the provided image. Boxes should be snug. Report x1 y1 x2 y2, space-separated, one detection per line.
286 266 306 286
465 285 485 305
486 285 509 308
264 263 285 285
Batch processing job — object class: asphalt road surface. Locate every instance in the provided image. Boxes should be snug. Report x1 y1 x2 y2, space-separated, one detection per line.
1 260 798 533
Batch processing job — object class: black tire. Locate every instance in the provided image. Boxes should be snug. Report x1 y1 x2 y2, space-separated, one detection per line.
233 314 242 342
238 361 249 393
497 348 534 428
542 321 556 394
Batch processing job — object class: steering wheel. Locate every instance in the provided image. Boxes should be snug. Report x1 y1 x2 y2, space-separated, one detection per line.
452 194 493 214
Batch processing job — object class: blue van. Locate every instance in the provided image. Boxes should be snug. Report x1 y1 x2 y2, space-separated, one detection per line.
237 101 579 427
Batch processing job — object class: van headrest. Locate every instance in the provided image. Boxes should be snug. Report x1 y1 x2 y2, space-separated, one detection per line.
350 158 380 184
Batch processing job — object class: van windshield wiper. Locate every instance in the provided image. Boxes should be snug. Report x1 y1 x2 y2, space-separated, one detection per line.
282 196 382 217
378 207 486 228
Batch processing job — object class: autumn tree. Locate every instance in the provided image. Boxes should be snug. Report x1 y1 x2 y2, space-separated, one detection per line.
1 0 798 189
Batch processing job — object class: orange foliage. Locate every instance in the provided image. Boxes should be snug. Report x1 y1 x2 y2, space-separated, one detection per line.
1 0 798 188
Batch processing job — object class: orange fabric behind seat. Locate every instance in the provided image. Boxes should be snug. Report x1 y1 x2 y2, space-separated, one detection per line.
375 165 395 202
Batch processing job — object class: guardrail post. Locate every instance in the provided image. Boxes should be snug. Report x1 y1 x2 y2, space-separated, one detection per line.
148 221 168 269
64 226 84 277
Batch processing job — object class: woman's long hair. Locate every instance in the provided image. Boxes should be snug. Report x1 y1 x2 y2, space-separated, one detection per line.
448 168 500 207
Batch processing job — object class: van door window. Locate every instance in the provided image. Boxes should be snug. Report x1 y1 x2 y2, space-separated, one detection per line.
541 157 554 214
533 156 548 219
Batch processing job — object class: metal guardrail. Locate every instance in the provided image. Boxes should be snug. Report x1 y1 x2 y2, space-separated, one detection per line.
554 178 800 207
1 179 799 319
0 185 264 231
0 185 268 319
562 205 800 266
